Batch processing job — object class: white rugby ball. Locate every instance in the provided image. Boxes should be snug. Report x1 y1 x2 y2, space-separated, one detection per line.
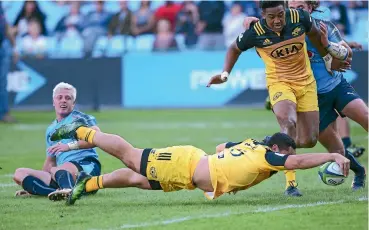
318 162 346 186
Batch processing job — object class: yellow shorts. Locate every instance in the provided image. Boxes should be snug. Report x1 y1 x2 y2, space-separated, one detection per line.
268 80 319 112
140 146 206 192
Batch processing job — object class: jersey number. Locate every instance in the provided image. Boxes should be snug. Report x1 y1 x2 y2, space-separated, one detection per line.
230 149 244 157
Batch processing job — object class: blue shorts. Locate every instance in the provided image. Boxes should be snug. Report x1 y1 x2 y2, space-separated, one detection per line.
70 157 101 176
318 78 360 132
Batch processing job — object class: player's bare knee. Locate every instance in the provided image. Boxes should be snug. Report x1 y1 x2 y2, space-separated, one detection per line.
13 168 28 184
297 137 317 148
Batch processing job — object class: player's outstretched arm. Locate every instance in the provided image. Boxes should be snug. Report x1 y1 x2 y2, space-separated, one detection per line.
207 28 255 87
207 42 242 87
284 153 350 177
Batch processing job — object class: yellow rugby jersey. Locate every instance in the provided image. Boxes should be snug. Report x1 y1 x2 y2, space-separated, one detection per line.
236 8 315 87
206 139 289 200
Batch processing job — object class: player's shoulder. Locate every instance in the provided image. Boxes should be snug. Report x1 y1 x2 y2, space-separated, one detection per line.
70 110 96 121
264 150 289 166
286 8 311 23
311 6 331 20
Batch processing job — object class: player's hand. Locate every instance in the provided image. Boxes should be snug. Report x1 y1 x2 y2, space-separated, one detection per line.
333 153 350 177
319 21 329 48
347 41 363 51
47 142 70 155
207 74 227 87
331 58 351 72
243 16 259 30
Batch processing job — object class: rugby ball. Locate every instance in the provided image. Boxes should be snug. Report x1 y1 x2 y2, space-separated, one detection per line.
318 162 345 186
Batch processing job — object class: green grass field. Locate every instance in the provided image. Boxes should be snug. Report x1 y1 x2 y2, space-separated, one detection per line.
0 108 367 230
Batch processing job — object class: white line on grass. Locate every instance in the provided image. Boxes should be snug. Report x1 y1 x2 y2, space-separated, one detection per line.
94 197 367 230
0 174 14 178
0 183 17 188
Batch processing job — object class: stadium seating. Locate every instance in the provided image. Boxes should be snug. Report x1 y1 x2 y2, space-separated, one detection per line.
57 36 84 58
135 34 155 51
4 1 368 58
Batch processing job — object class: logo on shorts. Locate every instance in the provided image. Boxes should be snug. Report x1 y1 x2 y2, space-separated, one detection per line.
150 166 157 179
273 92 283 101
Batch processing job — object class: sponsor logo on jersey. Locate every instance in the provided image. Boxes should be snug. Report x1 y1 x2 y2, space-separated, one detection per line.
271 43 304 58
292 27 302 36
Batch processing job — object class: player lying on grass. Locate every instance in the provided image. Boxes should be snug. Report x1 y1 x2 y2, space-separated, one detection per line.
13 82 101 200
207 0 352 197
243 0 366 191
49 120 350 205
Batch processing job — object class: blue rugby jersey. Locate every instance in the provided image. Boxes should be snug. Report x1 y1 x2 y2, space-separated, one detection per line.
307 6 343 94
45 110 98 166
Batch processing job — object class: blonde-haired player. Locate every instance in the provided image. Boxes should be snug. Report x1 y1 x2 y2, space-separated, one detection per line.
13 82 101 200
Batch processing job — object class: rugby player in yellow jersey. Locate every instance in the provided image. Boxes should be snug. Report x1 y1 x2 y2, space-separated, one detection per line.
49 119 350 205
207 1 350 196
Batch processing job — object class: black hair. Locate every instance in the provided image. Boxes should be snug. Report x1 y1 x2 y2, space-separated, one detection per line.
14 0 47 35
267 132 296 151
260 1 286 10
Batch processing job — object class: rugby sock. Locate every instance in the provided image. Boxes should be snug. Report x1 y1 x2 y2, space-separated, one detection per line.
85 175 104 192
55 170 75 189
342 137 352 149
76 127 96 144
22 176 56 196
284 170 297 188
345 150 365 175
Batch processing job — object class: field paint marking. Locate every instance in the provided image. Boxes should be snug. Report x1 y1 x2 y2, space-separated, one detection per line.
0 174 14 178
93 197 367 230
0 183 17 188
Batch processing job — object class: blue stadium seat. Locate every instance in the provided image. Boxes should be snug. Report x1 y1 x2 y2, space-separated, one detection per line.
175 34 186 50
80 3 95 15
128 1 141 11
58 36 84 58
46 36 59 57
151 0 166 9
92 36 109 57
105 35 125 57
105 1 120 13
135 34 155 51
3 1 24 24
37 1 69 33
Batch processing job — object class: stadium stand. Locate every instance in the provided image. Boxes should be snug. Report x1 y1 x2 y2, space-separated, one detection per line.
4 0 368 58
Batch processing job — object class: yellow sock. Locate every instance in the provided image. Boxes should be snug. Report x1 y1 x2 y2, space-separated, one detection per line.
85 175 104 193
76 127 96 144
284 170 297 188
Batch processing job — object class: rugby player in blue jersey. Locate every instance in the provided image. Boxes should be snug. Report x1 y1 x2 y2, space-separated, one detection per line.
244 0 366 191
13 82 102 199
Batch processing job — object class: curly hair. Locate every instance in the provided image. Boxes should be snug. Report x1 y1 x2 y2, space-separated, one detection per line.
306 0 320 11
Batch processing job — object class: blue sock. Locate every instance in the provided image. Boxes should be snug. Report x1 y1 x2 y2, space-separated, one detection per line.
342 137 352 149
22 176 56 196
55 170 75 189
345 150 365 175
